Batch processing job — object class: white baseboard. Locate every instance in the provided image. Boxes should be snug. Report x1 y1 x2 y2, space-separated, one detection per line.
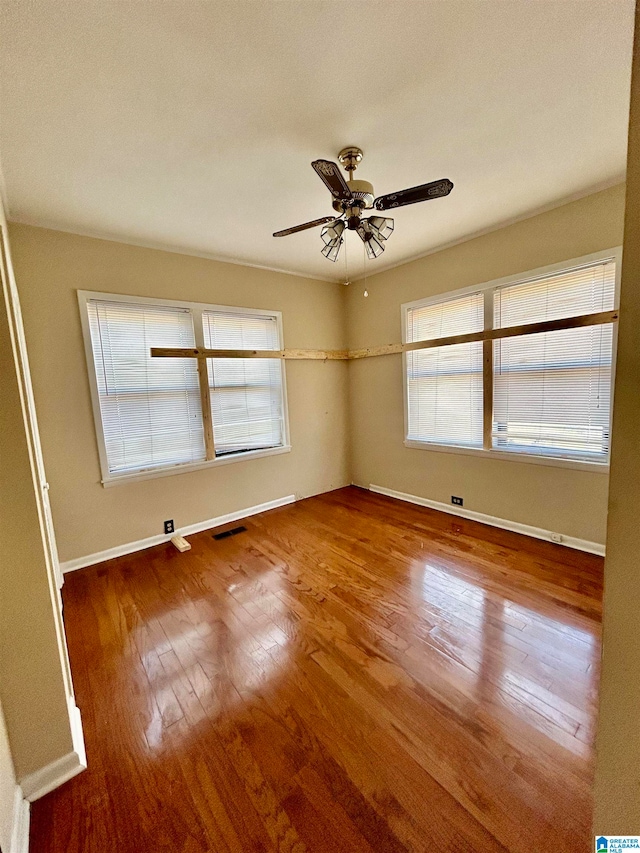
68 700 86 774
10 786 30 853
20 699 87 803
60 494 296 574
20 748 86 803
369 484 605 556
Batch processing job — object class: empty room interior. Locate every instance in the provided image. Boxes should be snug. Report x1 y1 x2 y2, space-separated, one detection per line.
2 2 640 851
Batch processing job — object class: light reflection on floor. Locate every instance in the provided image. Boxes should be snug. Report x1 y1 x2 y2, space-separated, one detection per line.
414 560 598 754
140 566 291 749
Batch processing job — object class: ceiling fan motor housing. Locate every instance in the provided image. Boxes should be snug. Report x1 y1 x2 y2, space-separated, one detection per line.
332 179 375 213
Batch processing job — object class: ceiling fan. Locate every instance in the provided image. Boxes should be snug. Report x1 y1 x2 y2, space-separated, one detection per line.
273 146 453 262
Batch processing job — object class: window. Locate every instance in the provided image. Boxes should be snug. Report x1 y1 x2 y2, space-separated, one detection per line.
86 300 205 475
403 253 618 467
493 262 615 460
80 292 288 483
203 310 285 455
405 292 484 448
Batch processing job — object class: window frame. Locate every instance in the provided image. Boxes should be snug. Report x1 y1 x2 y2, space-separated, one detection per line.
404 290 485 450
401 247 622 472
78 290 291 487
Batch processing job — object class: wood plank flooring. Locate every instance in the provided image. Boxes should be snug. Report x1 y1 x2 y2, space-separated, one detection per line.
30 486 603 852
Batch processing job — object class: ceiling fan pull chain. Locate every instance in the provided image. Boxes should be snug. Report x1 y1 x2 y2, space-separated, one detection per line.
344 235 350 286
363 239 368 297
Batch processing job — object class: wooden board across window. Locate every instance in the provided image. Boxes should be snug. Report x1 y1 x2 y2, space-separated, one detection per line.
150 309 618 362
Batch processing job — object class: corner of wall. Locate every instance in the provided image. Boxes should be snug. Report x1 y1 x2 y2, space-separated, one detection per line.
0 191 86 803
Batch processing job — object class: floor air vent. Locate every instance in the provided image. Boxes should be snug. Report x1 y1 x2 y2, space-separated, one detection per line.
213 525 247 540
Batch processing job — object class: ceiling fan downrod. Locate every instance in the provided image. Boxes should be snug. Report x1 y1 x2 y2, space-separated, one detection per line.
335 147 375 221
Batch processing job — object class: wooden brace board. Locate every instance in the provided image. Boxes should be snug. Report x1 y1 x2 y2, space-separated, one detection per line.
151 309 618 363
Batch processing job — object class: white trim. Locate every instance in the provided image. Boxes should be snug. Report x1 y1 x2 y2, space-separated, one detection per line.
403 439 610 473
20 750 86 803
349 178 625 283
1 197 86 792
369 484 605 556
60 494 296 574
9 786 30 853
20 697 87 802
400 247 622 312
401 248 622 469
77 288 289 320
101 445 292 487
77 290 291 486
8 216 336 283
9 179 623 286
68 699 86 772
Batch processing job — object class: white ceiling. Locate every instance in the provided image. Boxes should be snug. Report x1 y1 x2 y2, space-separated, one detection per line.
0 1 635 282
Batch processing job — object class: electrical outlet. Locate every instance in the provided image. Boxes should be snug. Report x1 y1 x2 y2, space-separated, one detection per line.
164 519 174 535
451 496 464 507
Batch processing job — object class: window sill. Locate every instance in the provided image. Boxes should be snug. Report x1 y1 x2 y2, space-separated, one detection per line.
403 439 609 473
101 445 292 488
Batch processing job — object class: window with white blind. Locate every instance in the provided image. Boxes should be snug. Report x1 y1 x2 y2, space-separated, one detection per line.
79 292 288 483
405 292 484 447
403 252 618 467
86 299 206 475
203 311 285 455
493 261 615 461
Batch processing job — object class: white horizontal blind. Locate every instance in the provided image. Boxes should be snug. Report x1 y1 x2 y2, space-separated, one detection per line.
202 311 284 456
86 299 205 474
493 260 616 461
406 292 484 447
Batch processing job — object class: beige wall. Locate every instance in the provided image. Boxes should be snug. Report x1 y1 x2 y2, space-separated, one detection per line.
594 8 640 831
2 166 634 821
345 184 626 545
8 224 350 563
0 212 76 781
8 186 626 565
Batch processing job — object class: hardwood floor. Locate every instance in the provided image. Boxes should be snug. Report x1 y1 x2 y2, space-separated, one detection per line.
30 486 603 852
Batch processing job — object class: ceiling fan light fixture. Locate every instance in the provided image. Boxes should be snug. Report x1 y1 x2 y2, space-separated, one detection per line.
368 216 394 241
320 219 345 245
356 219 386 259
321 238 343 262
364 235 385 259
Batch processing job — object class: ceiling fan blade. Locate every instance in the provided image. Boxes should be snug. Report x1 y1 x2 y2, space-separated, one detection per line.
374 178 453 211
311 160 353 201
273 216 337 237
